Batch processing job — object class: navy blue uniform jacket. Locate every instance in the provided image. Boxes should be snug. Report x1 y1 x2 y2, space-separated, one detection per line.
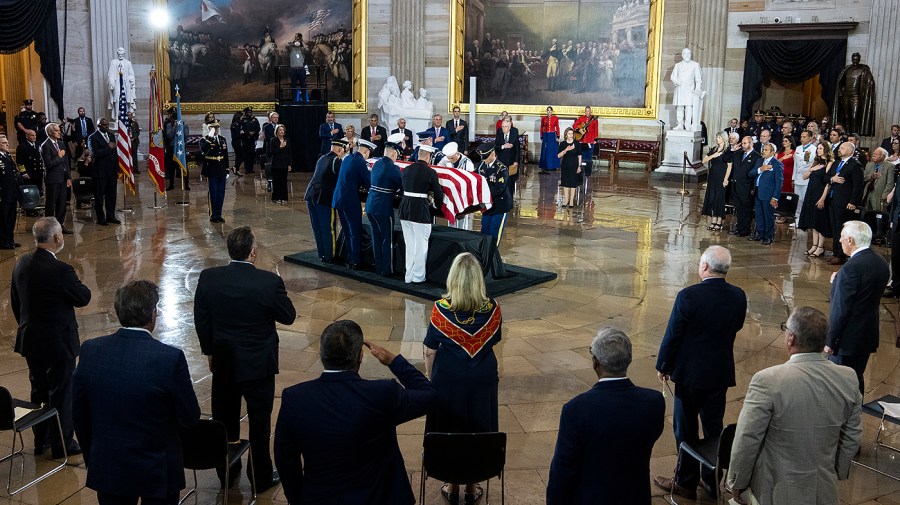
656 277 747 389
274 355 435 504
366 156 402 217
73 328 201 498
332 151 371 211
547 379 665 505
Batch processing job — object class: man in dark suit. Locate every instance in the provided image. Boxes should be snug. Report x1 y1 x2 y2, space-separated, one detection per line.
390 118 414 159
361 114 388 158
825 141 864 265
0 136 21 249
729 136 760 237
826 221 890 395
880 124 899 154
88 119 121 226
446 106 469 155
40 123 73 234
67 106 95 160
494 117 520 183
748 142 784 245
73 280 200 505
723 117 743 139
653 246 747 500
12 217 91 458
430 114 450 151
194 226 297 492
274 320 435 504
318 111 343 155
547 328 665 505
16 130 44 198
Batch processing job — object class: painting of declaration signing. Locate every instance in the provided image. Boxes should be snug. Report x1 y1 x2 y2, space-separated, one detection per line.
165 0 353 103
464 0 653 108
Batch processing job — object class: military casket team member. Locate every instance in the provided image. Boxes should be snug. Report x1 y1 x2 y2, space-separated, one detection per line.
366 133 404 277
305 138 347 263
476 143 512 246
400 144 444 284
332 138 374 270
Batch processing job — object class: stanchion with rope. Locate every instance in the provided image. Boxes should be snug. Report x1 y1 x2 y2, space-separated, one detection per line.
678 151 690 197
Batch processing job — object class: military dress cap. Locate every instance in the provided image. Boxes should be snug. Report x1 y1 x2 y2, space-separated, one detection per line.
331 138 349 149
753 109 765 116
385 132 405 152
22 99 32 105
357 138 376 150
416 130 435 140
441 142 459 157
476 143 495 156
419 144 438 154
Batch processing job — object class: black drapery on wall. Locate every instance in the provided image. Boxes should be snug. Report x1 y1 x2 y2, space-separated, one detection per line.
740 39 847 121
0 0 63 116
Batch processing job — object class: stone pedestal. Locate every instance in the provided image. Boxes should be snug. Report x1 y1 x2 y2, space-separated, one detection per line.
653 129 706 182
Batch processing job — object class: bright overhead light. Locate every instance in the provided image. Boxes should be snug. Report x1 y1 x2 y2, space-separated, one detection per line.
149 7 170 30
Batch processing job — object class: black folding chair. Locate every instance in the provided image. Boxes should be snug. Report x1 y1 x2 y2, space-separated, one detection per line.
0 386 67 494
18 185 43 216
419 432 506 505
775 192 798 220
179 419 255 505
668 424 737 505
71 177 94 216
863 210 889 243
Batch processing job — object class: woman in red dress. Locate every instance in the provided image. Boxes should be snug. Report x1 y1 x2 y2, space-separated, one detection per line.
775 136 795 223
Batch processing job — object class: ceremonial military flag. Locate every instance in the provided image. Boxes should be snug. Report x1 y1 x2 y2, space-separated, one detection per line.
173 85 188 177
147 68 166 195
117 72 135 194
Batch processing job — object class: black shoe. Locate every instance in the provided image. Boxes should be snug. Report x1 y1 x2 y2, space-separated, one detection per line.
166 184 175 191
320 257 332 264
184 186 191 191
699 480 718 499
61 227 73 234
256 470 280 492
747 235 761 241
52 442 82 459
728 228 738 235
884 287 897 298
441 484 460 505
107 218 122 224
13 242 21 248
348 263 359 270
761 239 773 245
97 221 108 226
34 442 50 456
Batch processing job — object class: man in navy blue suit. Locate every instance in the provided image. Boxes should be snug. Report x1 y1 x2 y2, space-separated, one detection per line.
826 221 890 395
653 246 747 500
430 114 450 151
274 320 435 504
318 111 343 155
748 142 784 245
73 280 200 505
547 328 665 505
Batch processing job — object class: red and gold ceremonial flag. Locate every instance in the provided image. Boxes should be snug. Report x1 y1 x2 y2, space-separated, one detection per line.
147 69 166 195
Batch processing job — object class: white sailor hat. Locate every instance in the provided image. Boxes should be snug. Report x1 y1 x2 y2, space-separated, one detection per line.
385 132 405 151
419 144 438 154
357 139 377 151
441 142 459 157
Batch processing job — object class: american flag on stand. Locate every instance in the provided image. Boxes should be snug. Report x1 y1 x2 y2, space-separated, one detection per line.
308 9 330 32
117 73 135 194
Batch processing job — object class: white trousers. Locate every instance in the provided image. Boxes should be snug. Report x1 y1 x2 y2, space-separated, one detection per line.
401 220 431 283
794 183 808 220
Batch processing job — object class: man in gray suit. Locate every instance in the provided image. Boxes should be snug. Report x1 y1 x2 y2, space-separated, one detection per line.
727 306 862 505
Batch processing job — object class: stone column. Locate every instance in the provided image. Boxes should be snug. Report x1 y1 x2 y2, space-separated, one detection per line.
89 0 129 120
391 0 425 95
867 0 900 140
686 0 728 133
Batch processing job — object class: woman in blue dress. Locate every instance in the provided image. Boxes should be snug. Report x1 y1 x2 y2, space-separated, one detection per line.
538 106 561 174
424 252 501 505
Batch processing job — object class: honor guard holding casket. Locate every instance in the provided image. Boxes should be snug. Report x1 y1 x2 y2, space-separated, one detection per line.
400 144 444 284
366 133 404 277
199 121 229 223
305 138 347 263
410 131 445 164
332 138 373 269
476 143 512 246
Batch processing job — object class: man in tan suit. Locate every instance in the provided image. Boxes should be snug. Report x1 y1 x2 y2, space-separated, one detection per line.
727 306 862 505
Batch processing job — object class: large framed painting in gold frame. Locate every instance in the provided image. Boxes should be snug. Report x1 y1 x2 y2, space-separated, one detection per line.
449 0 664 118
153 0 367 114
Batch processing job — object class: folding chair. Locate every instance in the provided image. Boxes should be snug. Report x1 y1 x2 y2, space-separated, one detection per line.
19 185 43 216
179 419 255 505
71 177 94 217
667 424 737 505
0 386 67 494
775 192 798 221
863 210 889 243
419 432 506 505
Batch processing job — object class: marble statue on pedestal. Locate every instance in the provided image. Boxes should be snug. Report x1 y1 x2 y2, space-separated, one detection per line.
670 48 702 131
377 76 434 134
108 47 136 113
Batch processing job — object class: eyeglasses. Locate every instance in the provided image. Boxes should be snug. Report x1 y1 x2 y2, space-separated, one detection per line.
780 322 792 333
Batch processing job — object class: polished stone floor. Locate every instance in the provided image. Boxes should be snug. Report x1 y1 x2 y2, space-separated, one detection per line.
1 165 900 504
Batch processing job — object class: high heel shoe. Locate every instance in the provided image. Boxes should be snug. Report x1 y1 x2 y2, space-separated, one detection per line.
809 246 825 258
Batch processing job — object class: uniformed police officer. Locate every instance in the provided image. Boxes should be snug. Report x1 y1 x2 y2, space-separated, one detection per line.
747 109 771 141
0 135 21 249
366 133 404 277
14 99 39 146
237 107 260 175
476 143 512 247
409 131 445 165
399 144 444 283
332 138 373 269
305 138 347 263
200 120 229 223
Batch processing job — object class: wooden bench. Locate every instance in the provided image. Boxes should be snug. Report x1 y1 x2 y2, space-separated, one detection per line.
592 138 660 173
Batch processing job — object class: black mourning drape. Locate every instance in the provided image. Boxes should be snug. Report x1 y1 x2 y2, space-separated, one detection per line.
740 39 847 121
0 0 63 116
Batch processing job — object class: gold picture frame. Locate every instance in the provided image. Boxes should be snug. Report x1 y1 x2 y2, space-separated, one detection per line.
449 0 664 118
153 0 367 114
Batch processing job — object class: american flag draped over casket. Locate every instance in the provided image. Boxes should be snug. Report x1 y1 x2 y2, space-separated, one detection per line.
366 159 493 224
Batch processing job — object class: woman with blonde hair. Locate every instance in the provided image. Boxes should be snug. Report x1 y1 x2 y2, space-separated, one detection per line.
424 252 501 505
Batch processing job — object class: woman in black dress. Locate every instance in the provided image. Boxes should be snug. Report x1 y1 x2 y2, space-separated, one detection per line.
557 127 582 207
701 133 730 231
798 141 834 257
424 252 501 505
270 124 292 204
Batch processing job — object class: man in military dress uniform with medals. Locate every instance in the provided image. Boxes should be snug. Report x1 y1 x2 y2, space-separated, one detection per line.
200 121 229 223
476 143 512 247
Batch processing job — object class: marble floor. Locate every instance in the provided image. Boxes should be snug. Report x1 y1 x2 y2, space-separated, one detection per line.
1 165 899 504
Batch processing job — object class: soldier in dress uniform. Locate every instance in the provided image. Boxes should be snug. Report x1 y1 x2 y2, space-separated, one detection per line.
747 109 770 141
332 138 373 269
305 138 347 263
236 107 260 175
366 133 404 277
16 130 44 199
409 131 445 164
0 135 21 249
399 144 444 284
199 120 229 223
14 99 38 146
476 143 512 246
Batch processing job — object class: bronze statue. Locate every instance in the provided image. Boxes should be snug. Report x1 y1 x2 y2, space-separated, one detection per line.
833 52 876 136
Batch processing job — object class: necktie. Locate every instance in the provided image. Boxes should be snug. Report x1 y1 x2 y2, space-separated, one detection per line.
52 140 58 151
81 118 86 137
829 160 846 198
455 120 459 129
742 151 749 161
505 134 509 144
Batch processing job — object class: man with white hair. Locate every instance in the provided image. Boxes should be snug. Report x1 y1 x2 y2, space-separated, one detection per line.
825 141 864 265
547 328 664 504
862 147 893 211
654 246 747 500
826 220 890 395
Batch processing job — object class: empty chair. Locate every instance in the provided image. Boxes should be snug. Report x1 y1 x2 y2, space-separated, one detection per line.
179 419 255 505
667 424 737 505
775 192 798 220
71 177 93 216
419 432 506 505
863 210 889 243
0 386 67 494
18 185 42 216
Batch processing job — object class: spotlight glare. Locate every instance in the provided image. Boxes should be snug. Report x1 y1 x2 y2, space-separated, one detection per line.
149 8 170 29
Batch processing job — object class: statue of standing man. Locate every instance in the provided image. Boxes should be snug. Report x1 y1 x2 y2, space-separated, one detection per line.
108 47 136 114
833 52 876 137
670 48 703 131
